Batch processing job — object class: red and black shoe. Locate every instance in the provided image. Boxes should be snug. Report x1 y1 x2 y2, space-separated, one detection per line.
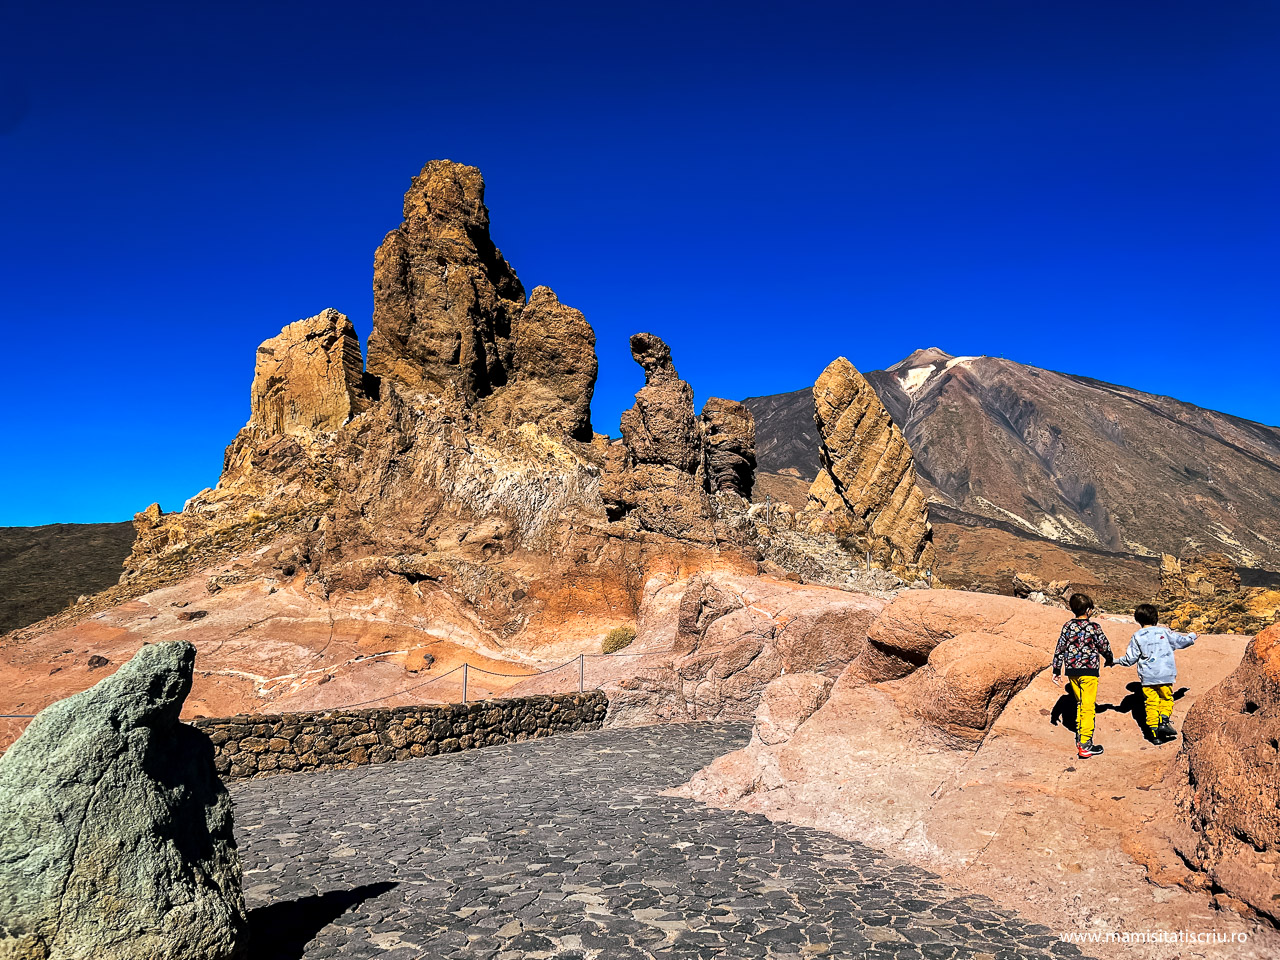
1077 740 1104 758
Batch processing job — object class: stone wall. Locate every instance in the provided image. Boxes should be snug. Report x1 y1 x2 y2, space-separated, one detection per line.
192 692 607 780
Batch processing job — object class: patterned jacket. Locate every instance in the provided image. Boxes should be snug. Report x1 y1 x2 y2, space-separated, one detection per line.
1052 618 1114 677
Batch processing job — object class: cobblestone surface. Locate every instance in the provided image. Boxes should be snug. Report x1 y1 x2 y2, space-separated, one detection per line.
233 723 1081 959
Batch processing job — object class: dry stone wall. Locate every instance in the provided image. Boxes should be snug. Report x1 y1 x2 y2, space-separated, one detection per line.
193 692 607 780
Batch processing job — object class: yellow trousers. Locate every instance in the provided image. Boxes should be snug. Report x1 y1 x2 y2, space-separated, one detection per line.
1068 675 1099 743
1143 684 1174 730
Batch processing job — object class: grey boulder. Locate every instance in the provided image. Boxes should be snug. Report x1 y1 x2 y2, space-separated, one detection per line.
0 640 247 960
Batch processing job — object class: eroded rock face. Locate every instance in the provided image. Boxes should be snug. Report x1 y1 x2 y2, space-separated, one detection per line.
604 334 715 540
1168 623 1280 923
619 333 702 472
701 398 756 499
803 358 935 578
479 286 596 441
588 573 885 725
366 160 525 401
0 641 246 960
250 308 368 440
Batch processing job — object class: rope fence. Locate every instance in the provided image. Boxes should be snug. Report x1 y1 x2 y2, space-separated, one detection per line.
0 646 682 743
329 646 682 711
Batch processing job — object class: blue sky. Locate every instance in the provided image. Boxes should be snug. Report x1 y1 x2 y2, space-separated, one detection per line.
2 1 1277 524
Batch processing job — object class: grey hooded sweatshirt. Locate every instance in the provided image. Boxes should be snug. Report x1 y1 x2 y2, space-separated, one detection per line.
1114 626 1196 686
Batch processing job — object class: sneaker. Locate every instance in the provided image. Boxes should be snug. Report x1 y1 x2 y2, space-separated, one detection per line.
1077 740 1104 758
1156 719 1178 743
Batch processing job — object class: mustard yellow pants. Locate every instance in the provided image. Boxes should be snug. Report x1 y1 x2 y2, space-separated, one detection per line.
1068 675 1099 743
1143 684 1174 730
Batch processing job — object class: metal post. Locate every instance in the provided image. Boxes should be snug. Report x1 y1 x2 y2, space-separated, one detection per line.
578 654 584 693
462 663 468 703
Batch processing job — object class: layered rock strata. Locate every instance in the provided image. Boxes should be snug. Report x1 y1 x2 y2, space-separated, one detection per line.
0 641 246 960
802 357 935 578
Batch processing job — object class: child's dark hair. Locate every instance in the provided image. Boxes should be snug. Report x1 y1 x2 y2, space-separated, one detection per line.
1069 592 1094 617
1134 603 1159 626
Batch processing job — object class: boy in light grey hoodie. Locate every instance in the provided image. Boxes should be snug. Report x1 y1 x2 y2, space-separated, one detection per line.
1114 603 1197 743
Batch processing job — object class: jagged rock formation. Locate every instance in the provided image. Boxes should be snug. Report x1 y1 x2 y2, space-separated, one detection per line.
480 286 597 440
1169 622 1280 924
602 334 716 542
1160 552 1239 599
250 308 369 439
0 641 247 960
701 398 756 499
619 333 703 473
801 358 935 578
364 161 595 441
366 160 525 403
104 164 771 659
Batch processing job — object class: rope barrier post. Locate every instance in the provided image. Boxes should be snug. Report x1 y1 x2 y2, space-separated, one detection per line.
462 663 468 703
578 653 584 693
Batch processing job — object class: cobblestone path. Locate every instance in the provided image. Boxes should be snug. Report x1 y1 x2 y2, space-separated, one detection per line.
233 723 1081 960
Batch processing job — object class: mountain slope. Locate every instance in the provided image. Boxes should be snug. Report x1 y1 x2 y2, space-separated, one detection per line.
746 349 1280 567
0 523 135 633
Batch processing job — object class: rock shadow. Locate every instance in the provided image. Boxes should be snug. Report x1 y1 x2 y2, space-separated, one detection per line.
1096 681 1191 737
249 881 398 959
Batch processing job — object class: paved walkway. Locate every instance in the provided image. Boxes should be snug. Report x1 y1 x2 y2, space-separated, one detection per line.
233 723 1081 959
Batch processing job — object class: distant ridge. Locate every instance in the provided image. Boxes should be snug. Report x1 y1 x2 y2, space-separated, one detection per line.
0 522 135 633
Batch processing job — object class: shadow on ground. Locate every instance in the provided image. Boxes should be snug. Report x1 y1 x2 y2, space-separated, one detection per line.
1051 683 1190 737
248 881 398 959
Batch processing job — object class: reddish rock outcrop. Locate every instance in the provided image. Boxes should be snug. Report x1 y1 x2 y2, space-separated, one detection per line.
521 572 886 725
802 358 934 579
673 591 1272 956
1168 623 1280 923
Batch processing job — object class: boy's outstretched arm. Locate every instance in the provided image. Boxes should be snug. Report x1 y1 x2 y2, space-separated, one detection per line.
1114 636 1141 667
1168 629 1197 650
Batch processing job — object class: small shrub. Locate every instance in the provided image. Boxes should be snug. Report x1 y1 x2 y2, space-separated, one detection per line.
602 624 636 654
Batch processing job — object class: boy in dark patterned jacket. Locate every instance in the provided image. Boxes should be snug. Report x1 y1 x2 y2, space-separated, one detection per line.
1052 592 1114 758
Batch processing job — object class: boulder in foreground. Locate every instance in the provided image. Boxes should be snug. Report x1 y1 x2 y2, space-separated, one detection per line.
1169 621 1280 923
0 641 246 960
